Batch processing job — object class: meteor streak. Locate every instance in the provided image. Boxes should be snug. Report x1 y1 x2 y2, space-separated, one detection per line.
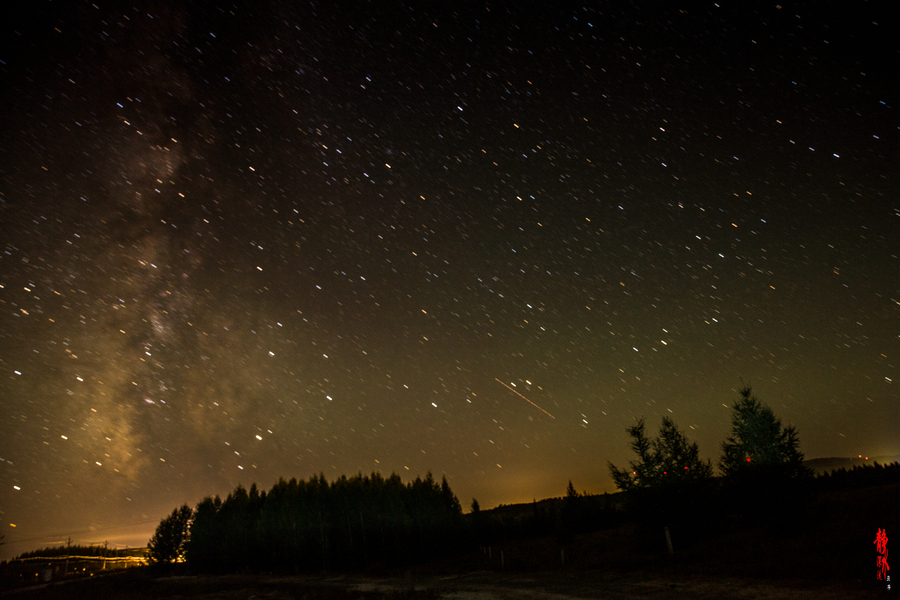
495 378 555 419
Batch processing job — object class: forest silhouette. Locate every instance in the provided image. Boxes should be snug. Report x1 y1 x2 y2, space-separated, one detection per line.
178 471 467 572
137 388 898 579
10 387 896 588
139 459 900 577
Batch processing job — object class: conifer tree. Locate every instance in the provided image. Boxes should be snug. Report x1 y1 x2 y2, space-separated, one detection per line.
720 386 811 479
608 416 713 491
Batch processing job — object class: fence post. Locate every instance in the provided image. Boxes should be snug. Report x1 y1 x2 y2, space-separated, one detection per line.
664 526 674 555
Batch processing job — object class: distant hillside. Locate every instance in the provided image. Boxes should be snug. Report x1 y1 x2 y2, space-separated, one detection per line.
478 458 900 516
804 455 900 474
479 491 627 520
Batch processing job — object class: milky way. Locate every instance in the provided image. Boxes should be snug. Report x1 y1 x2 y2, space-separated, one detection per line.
0 2 896 557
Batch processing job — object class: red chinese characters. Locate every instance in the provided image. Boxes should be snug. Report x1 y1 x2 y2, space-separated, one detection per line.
875 528 889 581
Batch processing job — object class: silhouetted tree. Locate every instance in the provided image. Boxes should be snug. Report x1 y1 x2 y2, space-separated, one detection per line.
148 504 193 565
440 475 463 515
720 386 812 479
720 387 813 527
560 481 583 542
608 416 713 491
183 495 221 571
608 417 719 549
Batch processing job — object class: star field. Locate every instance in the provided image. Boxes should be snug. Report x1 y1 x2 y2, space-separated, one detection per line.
0 1 897 557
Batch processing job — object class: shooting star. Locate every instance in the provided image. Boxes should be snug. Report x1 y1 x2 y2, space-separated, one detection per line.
495 378 555 419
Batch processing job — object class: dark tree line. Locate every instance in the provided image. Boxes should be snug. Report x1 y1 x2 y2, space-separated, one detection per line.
150 474 622 572
146 387 896 569
183 471 465 572
14 544 132 560
815 461 900 492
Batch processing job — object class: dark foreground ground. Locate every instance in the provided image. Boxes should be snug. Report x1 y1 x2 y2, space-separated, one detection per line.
0 568 887 600
3 482 895 598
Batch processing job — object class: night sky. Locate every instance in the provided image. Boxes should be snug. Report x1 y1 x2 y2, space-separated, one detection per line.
1 1 897 558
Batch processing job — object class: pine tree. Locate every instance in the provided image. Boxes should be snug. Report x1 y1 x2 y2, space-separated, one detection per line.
720 386 811 479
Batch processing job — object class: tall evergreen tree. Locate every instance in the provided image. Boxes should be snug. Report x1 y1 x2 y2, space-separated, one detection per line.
720 386 811 479
560 480 583 540
440 475 463 515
